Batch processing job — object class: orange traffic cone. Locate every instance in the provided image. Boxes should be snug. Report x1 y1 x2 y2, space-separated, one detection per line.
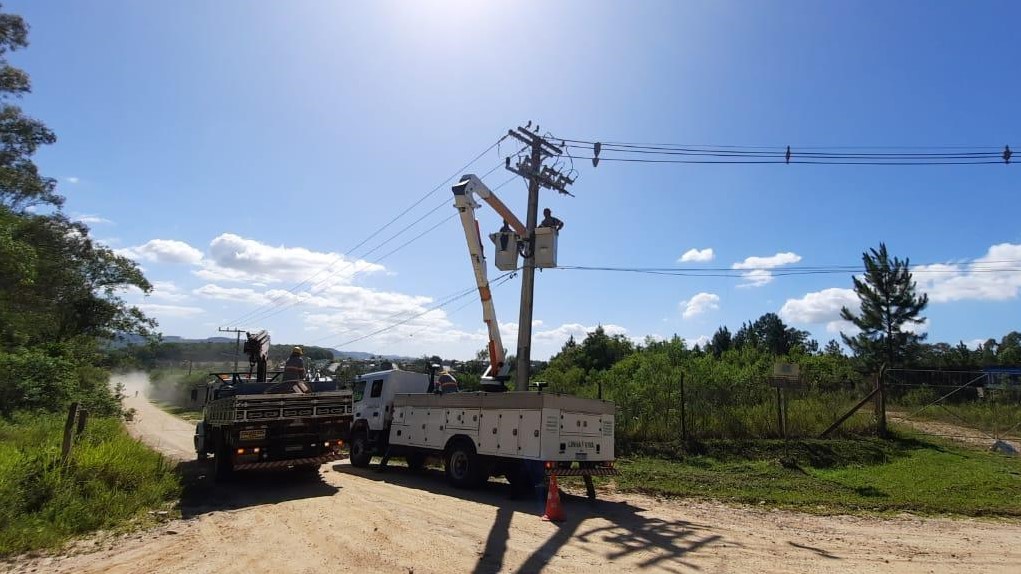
541 474 565 522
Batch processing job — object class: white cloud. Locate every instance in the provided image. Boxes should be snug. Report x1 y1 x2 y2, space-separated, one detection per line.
732 252 802 287
680 292 720 319
120 239 204 265
688 335 711 349
965 338 986 350
135 303 205 318
73 214 113 225
913 243 1021 303
193 284 270 305
150 281 189 303
195 233 384 286
780 287 859 334
679 247 714 263
534 323 627 342
65 176 79 184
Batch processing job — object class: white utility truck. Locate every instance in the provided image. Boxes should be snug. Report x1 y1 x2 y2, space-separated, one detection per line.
347 368 616 495
346 172 617 498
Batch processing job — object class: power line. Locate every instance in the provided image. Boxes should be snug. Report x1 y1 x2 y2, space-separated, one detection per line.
330 271 518 350
552 136 1014 166
235 173 522 326
223 136 510 327
554 262 1021 280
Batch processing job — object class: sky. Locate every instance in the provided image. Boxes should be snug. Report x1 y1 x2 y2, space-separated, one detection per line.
10 0 1021 359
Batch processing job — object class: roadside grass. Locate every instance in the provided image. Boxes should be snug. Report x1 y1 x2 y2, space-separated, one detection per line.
614 429 1021 517
0 413 181 558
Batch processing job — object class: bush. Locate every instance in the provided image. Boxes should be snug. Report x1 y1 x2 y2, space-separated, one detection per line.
0 413 180 557
0 349 76 416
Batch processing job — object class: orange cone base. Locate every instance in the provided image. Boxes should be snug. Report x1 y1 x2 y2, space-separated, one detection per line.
542 474 565 522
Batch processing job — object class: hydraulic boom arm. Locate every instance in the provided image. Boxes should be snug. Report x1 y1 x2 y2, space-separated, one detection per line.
451 175 523 384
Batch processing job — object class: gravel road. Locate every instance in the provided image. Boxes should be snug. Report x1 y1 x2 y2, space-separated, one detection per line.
6 373 1019 574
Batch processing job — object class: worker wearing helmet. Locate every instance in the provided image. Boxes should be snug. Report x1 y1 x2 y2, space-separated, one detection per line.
437 369 459 394
283 347 306 381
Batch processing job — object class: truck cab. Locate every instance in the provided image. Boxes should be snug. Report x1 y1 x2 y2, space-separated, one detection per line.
348 369 430 466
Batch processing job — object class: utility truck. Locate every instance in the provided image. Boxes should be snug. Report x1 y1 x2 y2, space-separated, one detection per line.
192 331 354 480
346 173 616 498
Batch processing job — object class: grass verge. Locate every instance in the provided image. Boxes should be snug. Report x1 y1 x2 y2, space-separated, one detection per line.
615 430 1021 517
0 413 181 557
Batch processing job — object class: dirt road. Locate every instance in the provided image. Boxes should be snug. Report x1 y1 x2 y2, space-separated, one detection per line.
118 371 196 461
9 376 1020 574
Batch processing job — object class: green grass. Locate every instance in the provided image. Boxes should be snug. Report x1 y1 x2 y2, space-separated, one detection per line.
615 432 1021 517
0 413 181 557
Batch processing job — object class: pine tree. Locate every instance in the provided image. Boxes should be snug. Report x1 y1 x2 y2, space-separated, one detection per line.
840 243 928 369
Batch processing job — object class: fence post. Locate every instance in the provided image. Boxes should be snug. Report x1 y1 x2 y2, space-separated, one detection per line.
875 365 888 438
76 409 89 436
776 385 785 439
61 401 79 464
679 371 687 441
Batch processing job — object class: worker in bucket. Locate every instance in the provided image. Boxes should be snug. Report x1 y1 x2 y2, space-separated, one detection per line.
437 369 459 394
539 208 564 231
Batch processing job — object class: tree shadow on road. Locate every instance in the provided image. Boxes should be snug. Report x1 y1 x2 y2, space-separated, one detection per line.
175 459 339 519
334 463 728 574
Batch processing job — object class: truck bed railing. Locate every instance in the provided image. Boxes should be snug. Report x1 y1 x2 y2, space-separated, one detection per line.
205 393 353 425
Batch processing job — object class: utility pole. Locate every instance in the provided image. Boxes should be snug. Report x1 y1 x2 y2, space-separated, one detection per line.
218 327 246 373
505 124 573 390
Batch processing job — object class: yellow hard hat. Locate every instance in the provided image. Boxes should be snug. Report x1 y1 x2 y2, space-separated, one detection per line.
292 346 303 356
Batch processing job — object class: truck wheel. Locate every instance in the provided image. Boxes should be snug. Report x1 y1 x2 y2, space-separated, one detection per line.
349 432 372 468
445 441 484 489
406 452 426 471
214 435 234 482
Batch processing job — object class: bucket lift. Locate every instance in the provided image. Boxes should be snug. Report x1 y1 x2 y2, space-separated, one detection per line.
451 174 559 389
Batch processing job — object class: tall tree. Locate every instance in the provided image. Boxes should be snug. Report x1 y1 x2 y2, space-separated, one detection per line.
0 9 60 211
708 326 732 357
840 243 928 369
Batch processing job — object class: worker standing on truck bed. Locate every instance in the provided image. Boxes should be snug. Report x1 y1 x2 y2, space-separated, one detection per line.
437 370 459 394
284 347 306 381
267 346 309 393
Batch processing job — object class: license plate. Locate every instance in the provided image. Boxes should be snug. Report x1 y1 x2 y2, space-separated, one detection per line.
285 445 303 452
239 429 266 441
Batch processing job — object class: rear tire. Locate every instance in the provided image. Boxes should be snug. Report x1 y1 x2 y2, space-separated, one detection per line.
349 432 372 468
444 440 485 489
214 432 234 482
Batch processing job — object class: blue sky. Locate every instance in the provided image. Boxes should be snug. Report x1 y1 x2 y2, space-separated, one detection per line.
12 0 1020 358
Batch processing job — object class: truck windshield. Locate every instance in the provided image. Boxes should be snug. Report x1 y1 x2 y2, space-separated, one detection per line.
352 380 366 402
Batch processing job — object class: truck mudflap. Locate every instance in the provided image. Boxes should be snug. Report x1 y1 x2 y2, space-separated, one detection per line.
233 452 344 471
545 467 618 477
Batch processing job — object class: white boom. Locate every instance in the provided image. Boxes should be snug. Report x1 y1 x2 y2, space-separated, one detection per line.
451 175 526 384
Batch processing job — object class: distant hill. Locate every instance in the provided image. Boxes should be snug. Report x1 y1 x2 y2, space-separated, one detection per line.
111 333 416 362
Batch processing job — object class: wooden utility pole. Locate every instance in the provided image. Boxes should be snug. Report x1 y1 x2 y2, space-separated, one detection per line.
505 125 572 391
218 327 246 373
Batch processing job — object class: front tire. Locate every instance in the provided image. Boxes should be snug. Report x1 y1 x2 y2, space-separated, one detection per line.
349 432 372 468
444 440 485 488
